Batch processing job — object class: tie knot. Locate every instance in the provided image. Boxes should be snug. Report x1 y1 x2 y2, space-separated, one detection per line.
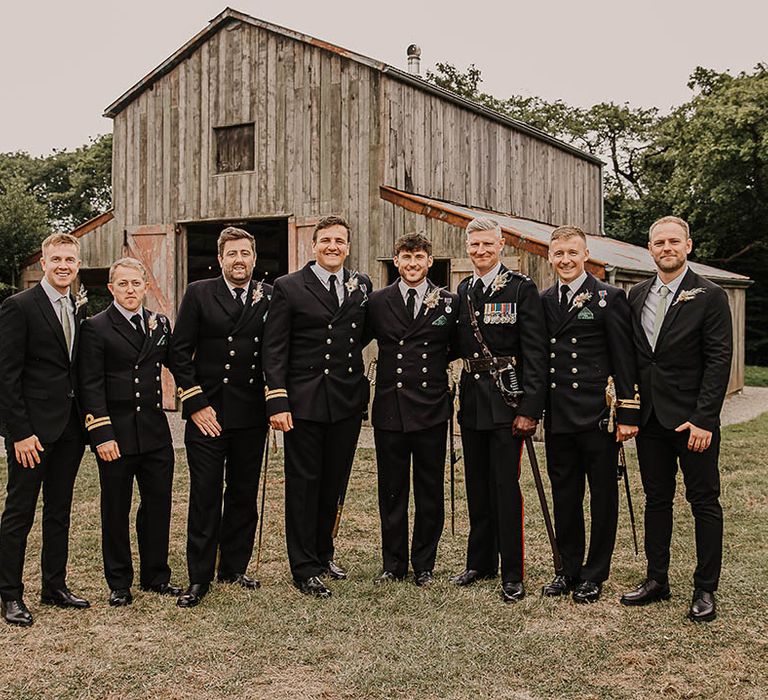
328 275 337 286
234 287 245 299
659 285 670 298
472 278 484 292
407 288 417 298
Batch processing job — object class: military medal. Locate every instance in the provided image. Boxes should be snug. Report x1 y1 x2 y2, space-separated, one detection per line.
483 302 516 324
598 290 607 308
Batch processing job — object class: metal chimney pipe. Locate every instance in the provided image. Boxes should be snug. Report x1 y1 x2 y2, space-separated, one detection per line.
407 44 421 76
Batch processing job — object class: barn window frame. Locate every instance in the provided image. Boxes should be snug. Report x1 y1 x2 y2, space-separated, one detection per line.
213 122 255 174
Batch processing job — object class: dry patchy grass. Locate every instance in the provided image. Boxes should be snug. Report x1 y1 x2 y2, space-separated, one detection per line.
1 414 767 699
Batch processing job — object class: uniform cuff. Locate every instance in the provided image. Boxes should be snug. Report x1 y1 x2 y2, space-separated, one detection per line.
85 414 115 447
177 385 209 416
265 387 290 416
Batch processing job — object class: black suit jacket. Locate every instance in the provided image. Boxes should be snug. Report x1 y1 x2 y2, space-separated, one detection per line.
629 267 732 432
262 262 372 423
169 276 271 430
0 283 85 444
366 280 458 432
453 265 548 429
79 305 172 455
541 272 639 433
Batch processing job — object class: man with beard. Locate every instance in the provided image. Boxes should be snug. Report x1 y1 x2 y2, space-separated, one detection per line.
263 216 371 598
365 232 458 587
170 227 271 607
621 216 732 622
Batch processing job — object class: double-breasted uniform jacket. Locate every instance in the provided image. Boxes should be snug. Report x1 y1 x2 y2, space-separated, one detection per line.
629 267 732 431
170 276 271 429
0 283 86 444
78 305 172 455
454 265 548 427
541 272 639 433
263 262 372 423
365 281 459 432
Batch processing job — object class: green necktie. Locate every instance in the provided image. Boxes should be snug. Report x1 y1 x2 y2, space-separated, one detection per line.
651 285 670 349
59 296 73 357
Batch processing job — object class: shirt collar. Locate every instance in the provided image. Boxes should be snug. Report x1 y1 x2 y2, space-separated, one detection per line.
224 276 250 298
653 265 688 295
398 277 429 301
311 262 345 286
113 301 144 323
40 276 71 305
472 262 502 290
559 271 588 294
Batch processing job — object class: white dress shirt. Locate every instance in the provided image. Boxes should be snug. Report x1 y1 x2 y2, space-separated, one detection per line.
641 266 688 346
398 278 429 318
312 263 345 306
113 301 145 332
558 271 588 305
470 262 502 292
40 277 75 355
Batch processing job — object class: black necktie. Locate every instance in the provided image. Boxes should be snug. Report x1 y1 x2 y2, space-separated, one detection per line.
559 285 570 314
471 278 485 309
406 288 417 320
234 287 245 308
328 275 339 309
130 313 145 338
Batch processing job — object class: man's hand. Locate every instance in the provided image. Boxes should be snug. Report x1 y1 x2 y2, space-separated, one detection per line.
675 421 712 452
616 424 639 442
512 415 537 438
191 406 222 437
14 435 44 469
96 440 121 462
270 411 294 432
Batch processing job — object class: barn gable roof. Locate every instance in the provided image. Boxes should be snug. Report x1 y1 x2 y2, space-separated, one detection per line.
103 7 602 166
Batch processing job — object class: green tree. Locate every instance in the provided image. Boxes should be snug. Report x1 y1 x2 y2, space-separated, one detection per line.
0 175 48 288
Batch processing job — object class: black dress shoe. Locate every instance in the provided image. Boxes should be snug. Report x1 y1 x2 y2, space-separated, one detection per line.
541 574 578 597
501 581 526 603
176 583 209 608
218 573 261 590
414 570 434 587
2 599 33 627
108 589 133 607
140 582 182 596
620 579 671 606
572 580 602 604
689 589 716 622
293 576 332 599
40 587 90 609
373 571 405 586
450 569 496 587
321 560 347 580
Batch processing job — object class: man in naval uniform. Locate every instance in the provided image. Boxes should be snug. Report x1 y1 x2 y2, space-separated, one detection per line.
263 215 371 598
450 217 548 603
170 227 271 607
79 257 180 606
365 232 458 587
540 225 639 603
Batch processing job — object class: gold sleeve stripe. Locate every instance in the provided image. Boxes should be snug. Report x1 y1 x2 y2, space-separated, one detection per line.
178 386 204 401
86 418 112 431
617 399 640 409
265 389 288 399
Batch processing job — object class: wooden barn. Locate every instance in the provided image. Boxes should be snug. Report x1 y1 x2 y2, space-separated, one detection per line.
19 6 749 394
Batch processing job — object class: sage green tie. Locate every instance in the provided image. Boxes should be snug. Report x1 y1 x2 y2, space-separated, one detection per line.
59 296 73 357
651 285 670 349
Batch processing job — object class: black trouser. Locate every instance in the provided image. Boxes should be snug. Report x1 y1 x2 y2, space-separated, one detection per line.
283 414 361 580
636 412 723 591
184 422 266 585
545 429 619 583
0 408 84 601
374 422 447 577
97 445 174 591
460 425 524 583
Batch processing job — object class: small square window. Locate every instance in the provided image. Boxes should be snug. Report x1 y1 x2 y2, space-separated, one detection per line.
214 123 255 173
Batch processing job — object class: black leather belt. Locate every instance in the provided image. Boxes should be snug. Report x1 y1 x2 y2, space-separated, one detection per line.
462 356 516 372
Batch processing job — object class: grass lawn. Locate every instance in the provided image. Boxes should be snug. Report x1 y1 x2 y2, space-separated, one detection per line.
1 415 766 700
744 365 768 387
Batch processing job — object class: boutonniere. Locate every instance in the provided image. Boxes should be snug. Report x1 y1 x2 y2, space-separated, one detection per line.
147 313 158 333
74 284 88 311
672 287 706 306
251 280 264 306
490 270 512 294
570 291 592 310
422 286 445 313
345 272 359 293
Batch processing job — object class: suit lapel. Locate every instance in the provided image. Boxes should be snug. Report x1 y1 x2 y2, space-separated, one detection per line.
302 263 338 314
655 268 697 349
33 284 70 359
541 285 561 334
108 304 143 353
384 280 412 332
405 281 440 338
553 275 595 336
629 277 654 354
231 280 260 335
71 294 86 360
213 276 243 322
484 264 511 302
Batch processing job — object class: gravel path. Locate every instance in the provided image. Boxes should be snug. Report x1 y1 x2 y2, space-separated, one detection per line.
167 386 768 449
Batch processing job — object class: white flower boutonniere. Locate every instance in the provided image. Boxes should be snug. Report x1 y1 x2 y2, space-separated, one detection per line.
251 280 264 306
422 286 444 313
345 272 359 294
74 284 88 311
490 270 512 295
672 287 706 306
147 313 158 333
570 291 593 310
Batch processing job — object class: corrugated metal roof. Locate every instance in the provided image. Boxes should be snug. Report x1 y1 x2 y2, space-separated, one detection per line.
380 186 750 286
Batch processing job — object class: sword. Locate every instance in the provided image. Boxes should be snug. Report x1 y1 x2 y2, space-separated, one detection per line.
618 442 639 556
524 436 563 575
448 377 461 536
254 427 272 574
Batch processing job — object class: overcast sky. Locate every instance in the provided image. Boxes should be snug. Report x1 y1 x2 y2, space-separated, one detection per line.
2 0 766 155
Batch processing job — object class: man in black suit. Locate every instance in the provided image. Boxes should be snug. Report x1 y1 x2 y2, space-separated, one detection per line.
0 233 90 626
263 215 371 598
365 233 458 587
170 227 271 607
79 257 181 606
540 226 639 603
621 216 732 622
450 217 548 603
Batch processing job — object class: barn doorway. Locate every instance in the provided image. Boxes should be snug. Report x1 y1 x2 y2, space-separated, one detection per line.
184 218 289 287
